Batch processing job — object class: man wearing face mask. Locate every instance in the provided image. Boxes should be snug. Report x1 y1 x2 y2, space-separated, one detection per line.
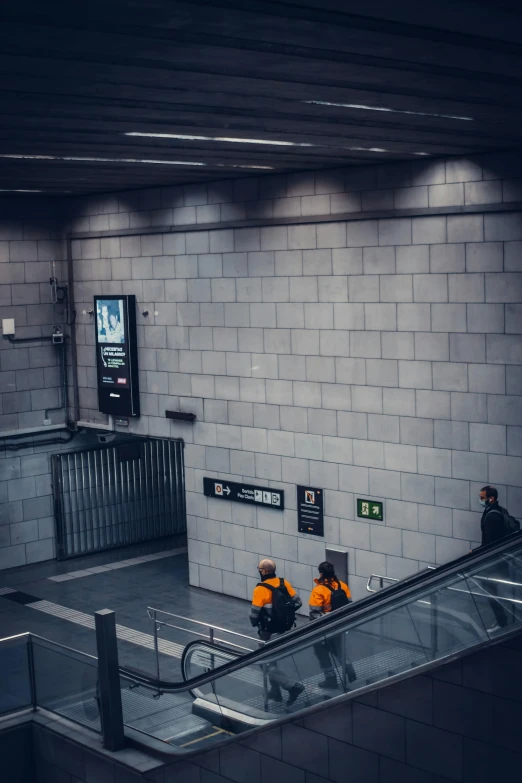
479 486 510 631
249 559 304 706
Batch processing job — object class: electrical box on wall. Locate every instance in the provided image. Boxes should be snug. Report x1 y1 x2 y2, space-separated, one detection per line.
94 295 140 417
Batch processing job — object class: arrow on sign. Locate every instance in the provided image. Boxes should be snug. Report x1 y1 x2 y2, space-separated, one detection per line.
223 486 231 495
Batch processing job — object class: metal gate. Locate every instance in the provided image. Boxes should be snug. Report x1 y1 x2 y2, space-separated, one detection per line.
52 438 186 559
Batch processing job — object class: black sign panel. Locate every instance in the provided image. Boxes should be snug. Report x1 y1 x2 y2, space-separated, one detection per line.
297 485 324 537
95 295 140 417
203 478 284 510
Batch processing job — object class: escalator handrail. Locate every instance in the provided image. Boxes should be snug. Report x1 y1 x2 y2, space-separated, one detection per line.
118 529 522 692
180 638 242 684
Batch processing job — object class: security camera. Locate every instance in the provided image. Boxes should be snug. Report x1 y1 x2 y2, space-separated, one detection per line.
97 432 116 444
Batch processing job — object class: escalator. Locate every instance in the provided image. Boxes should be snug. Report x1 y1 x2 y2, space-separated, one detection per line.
111 530 522 757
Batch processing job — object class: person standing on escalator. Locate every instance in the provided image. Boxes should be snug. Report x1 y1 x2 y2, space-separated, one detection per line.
479 486 518 631
249 559 304 706
309 561 357 689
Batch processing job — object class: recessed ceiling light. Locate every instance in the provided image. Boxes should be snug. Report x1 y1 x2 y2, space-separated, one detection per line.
303 100 474 122
345 146 388 153
0 188 42 192
65 156 207 166
0 154 58 160
0 153 273 170
125 132 314 147
215 163 274 170
125 131 419 156
0 153 206 166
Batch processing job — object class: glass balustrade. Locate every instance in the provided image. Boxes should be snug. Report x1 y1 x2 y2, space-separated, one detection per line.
1 535 521 756
0 634 31 716
31 637 100 732
118 535 522 752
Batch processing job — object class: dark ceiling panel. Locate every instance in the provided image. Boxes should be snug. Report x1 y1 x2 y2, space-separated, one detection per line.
0 0 520 194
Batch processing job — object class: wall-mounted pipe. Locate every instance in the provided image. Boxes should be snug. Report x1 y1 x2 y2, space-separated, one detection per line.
6 334 53 344
66 236 80 426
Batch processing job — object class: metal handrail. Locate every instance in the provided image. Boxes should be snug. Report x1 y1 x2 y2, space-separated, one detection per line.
367 566 437 593
367 568 522 594
147 607 259 644
146 606 261 686
0 630 98 661
366 574 399 593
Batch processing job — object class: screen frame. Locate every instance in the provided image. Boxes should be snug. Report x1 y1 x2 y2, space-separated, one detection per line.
94 294 140 417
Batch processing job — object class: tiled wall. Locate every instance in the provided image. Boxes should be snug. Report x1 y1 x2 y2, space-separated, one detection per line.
0 431 100 570
70 151 522 601
2 152 521 582
0 199 66 432
0 199 71 570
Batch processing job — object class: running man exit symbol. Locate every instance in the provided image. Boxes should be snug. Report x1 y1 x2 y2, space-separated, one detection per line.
357 498 384 522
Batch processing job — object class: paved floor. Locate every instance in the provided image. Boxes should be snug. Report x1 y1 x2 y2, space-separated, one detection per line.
0 536 265 682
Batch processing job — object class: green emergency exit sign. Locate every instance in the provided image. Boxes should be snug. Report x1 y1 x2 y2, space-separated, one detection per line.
357 498 384 522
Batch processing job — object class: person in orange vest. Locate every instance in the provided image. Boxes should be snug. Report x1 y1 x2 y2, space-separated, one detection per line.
250 558 304 706
309 561 357 689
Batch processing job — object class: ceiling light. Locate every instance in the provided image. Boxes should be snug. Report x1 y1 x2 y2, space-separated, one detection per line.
125 132 314 147
414 152 430 156
0 154 58 160
0 153 205 166
0 188 42 192
215 163 274 170
0 153 273 170
303 100 474 122
345 146 388 153
65 156 206 166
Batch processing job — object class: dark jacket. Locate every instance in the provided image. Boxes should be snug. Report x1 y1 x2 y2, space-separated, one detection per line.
481 501 505 547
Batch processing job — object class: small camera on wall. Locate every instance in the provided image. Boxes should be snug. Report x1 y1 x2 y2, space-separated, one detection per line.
52 326 64 344
97 433 116 444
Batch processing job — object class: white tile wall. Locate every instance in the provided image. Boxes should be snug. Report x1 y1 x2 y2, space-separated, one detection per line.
6 154 522 587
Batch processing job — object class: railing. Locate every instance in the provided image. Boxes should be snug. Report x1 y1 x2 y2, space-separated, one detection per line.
0 631 100 733
367 566 436 593
147 606 261 686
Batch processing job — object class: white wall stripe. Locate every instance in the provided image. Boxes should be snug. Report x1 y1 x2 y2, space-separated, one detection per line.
28 600 184 658
47 547 187 582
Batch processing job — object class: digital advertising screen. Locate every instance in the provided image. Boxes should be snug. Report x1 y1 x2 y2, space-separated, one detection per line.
94 295 140 417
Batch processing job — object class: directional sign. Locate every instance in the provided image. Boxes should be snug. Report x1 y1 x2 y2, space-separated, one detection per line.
203 478 284 510
357 498 384 522
297 485 324 537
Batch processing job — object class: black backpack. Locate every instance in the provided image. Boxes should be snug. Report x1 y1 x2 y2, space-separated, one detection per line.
500 506 520 535
258 578 296 634
325 580 350 611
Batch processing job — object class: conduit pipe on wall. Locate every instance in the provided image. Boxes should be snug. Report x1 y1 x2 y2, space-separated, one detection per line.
1 427 77 451
66 236 81 426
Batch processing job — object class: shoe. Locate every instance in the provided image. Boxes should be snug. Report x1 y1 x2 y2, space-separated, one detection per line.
268 688 283 702
318 677 338 690
286 684 304 706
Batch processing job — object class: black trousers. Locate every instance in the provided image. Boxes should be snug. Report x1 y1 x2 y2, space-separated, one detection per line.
258 630 300 694
487 561 510 628
314 635 356 683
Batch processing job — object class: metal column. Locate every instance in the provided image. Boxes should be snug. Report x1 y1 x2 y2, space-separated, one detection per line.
95 609 125 751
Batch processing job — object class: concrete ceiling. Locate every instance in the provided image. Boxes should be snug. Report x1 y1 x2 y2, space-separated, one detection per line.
1 0 522 194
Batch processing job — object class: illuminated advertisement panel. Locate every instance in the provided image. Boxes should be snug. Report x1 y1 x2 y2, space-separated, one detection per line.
94 295 140 417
